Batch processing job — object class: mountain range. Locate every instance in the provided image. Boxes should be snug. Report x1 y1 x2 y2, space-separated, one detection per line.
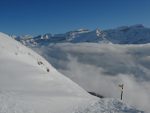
13 24 150 46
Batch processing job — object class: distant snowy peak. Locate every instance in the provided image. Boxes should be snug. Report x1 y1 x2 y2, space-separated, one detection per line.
69 29 107 43
130 24 145 28
66 29 90 41
68 28 90 34
96 28 102 37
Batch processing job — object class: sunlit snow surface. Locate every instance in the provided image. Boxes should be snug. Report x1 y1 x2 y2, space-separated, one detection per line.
0 32 91 113
74 98 142 113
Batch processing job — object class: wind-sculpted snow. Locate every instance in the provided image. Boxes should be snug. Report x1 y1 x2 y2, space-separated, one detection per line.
33 43 150 112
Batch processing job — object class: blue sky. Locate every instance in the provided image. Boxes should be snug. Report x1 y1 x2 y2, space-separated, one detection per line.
0 0 150 35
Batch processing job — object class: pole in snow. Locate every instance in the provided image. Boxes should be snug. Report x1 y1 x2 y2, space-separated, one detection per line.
118 84 124 100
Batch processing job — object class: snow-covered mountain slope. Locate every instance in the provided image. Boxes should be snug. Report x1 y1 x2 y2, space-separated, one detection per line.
0 32 143 113
33 42 150 113
15 24 150 46
0 32 92 113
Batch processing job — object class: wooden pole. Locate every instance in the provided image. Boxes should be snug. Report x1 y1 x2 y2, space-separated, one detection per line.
119 84 124 100
121 86 123 100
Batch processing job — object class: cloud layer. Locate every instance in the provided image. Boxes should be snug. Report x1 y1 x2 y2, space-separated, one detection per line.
33 43 150 112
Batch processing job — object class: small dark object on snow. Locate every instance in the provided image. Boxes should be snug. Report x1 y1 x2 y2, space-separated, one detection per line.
88 92 104 98
47 68 50 72
38 61 43 65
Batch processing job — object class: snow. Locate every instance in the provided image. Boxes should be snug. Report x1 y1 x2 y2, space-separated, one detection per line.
74 98 143 113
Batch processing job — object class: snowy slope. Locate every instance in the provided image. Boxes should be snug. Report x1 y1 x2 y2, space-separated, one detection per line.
74 98 143 113
0 32 93 113
0 32 143 113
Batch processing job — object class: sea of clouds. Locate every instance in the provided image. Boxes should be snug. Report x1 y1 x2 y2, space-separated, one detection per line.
33 43 150 112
